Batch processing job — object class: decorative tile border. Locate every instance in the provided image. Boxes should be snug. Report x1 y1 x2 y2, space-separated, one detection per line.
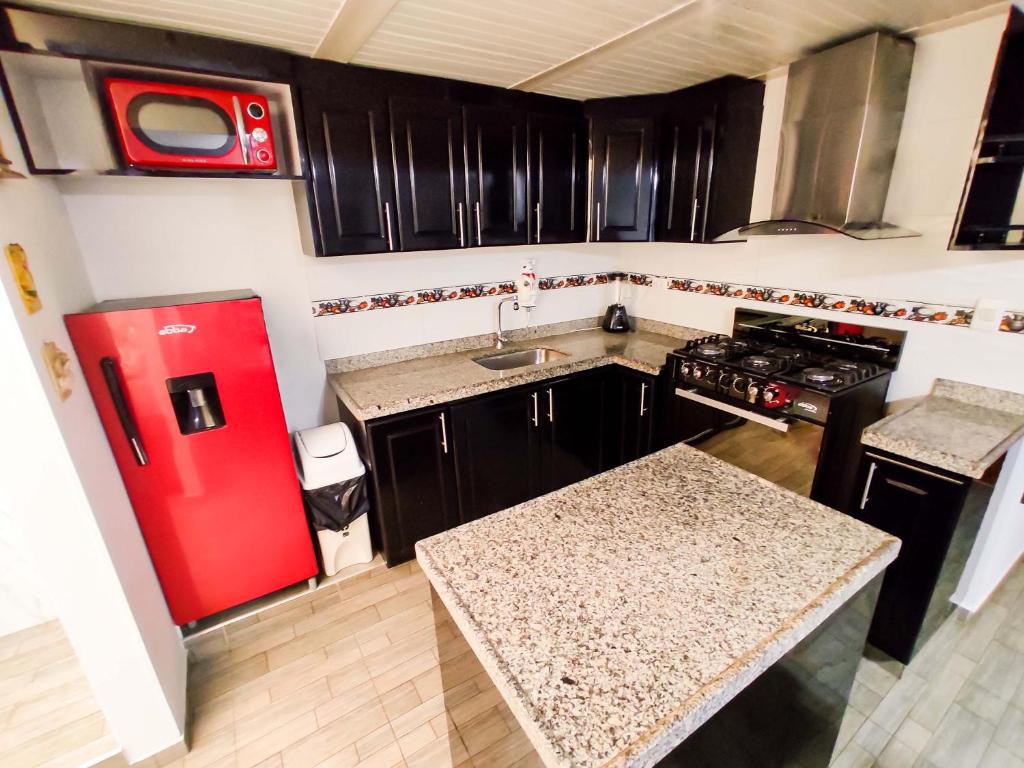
311 269 1024 335
311 272 612 317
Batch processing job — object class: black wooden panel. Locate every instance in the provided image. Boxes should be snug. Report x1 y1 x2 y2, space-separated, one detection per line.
368 407 459 565
543 371 610 492
452 387 541 522
528 112 587 244
465 104 527 246
591 116 657 241
390 96 467 251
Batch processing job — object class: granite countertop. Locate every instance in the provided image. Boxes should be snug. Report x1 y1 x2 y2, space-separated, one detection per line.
862 379 1024 479
328 321 706 420
416 444 899 768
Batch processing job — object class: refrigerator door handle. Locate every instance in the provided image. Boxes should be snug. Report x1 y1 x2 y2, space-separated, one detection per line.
100 356 149 467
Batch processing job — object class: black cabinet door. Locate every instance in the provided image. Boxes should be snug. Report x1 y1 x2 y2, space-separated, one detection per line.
703 78 764 241
367 407 460 565
591 116 657 242
656 109 715 243
464 105 528 247
390 96 468 251
527 113 588 244
613 369 657 466
451 387 542 522
296 64 398 256
541 371 610 492
657 362 722 449
851 453 972 663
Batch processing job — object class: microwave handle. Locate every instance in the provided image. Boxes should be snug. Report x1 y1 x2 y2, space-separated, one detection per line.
232 96 249 165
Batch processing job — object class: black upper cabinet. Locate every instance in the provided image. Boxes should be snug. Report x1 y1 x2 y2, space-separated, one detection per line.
656 77 764 243
390 96 468 252
451 387 542 522
590 116 658 242
527 112 589 244
297 63 397 256
366 406 460 565
951 7 1024 249
656 93 715 243
464 105 528 247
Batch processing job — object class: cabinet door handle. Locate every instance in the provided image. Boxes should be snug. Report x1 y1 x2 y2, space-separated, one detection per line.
885 478 928 496
595 202 601 241
384 201 395 251
439 413 449 454
535 203 542 243
639 382 648 416
457 203 465 247
531 391 539 427
690 125 704 242
863 451 966 485
859 461 877 510
701 122 716 242
547 388 554 423
475 201 482 245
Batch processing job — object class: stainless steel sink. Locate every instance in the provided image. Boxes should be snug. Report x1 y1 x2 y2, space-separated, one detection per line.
472 347 569 371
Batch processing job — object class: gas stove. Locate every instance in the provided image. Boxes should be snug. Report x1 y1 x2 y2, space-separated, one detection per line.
669 310 903 425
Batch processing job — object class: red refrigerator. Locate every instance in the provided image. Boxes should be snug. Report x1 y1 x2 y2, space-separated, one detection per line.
65 290 317 624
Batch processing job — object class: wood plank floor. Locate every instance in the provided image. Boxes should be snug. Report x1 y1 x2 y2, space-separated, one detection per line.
154 556 1024 768
0 619 117 768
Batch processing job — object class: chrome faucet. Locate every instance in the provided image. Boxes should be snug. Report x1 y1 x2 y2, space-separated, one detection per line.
495 295 519 349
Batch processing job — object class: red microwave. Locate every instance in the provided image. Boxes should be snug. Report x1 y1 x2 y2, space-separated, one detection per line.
105 79 277 172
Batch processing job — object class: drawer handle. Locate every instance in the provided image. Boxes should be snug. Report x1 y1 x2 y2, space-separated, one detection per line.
547 388 554 423
439 413 448 454
860 461 877 510
639 382 647 416
532 391 539 427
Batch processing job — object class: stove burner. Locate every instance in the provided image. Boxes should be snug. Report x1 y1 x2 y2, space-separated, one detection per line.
744 355 775 369
766 346 806 361
802 368 841 385
695 343 728 358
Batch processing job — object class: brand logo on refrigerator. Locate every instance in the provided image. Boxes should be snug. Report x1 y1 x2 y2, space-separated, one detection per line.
158 324 196 336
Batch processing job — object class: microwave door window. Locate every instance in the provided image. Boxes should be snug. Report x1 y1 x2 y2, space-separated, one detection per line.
128 95 237 157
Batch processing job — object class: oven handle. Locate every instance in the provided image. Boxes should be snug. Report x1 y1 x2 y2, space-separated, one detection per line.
675 388 790 433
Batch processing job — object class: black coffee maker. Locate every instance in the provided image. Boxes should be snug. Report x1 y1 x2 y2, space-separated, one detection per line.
603 272 631 333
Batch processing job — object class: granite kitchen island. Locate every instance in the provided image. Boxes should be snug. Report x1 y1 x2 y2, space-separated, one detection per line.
416 444 900 768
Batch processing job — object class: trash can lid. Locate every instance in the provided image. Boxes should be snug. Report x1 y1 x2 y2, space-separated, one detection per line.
296 423 351 459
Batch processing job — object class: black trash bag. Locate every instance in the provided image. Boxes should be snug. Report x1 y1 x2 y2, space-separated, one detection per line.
302 475 369 532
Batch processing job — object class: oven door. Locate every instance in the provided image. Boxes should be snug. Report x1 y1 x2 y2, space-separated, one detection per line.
107 80 247 170
675 388 824 498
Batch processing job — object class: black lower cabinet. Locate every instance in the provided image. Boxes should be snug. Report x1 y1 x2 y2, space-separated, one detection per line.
451 387 542 523
365 406 460 564
352 365 660 565
610 368 656 465
542 371 612 492
848 450 988 664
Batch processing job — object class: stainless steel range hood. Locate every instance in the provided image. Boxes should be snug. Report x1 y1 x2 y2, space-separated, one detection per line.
717 32 919 242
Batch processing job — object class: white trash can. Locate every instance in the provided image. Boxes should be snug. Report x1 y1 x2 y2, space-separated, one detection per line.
294 423 373 576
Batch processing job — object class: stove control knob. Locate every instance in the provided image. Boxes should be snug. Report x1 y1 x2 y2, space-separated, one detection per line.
718 372 736 390
693 365 705 380
761 382 787 409
680 362 693 379
746 383 760 404
732 375 750 395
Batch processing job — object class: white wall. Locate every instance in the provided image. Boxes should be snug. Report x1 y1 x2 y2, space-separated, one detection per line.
0 504 54 636
0 102 185 762
614 13 1024 608
60 176 326 432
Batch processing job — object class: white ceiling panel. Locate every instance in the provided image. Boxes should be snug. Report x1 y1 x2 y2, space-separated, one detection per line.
25 0 345 55
25 0 1007 97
